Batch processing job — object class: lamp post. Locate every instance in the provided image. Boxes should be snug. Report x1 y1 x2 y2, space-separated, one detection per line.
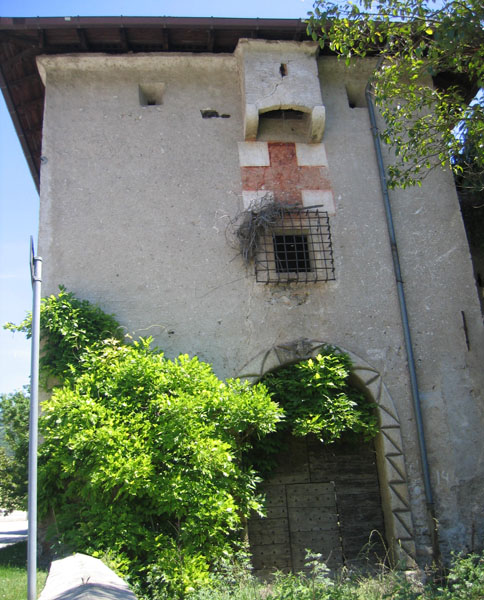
27 237 42 600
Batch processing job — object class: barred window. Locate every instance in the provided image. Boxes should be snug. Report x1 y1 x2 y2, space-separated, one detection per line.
255 207 335 284
273 234 311 273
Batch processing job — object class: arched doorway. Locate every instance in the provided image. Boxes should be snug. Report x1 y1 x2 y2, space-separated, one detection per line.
238 339 416 570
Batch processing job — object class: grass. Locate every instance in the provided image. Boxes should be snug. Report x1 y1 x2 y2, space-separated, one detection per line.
0 542 47 600
183 549 484 600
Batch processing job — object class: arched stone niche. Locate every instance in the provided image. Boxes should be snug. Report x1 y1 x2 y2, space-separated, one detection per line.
237 338 417 566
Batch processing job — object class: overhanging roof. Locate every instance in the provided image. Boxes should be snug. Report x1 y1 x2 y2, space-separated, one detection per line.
0 16 310 191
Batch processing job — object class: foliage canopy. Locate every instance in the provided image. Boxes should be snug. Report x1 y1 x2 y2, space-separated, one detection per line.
0 388 30 513
307 0 484 190
6 289 378 597
39 339 281 598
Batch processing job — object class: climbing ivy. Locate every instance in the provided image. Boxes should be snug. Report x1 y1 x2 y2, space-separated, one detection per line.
4 285 123 387
6 289 378 598
248 351 379 476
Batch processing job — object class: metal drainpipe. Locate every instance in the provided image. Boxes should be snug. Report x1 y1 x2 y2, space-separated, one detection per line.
365 80 439 561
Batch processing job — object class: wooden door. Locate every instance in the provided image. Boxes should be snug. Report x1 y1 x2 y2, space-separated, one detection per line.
248 435 385 575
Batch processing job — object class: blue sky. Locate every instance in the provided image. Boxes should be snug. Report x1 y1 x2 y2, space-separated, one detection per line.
0 0 310 394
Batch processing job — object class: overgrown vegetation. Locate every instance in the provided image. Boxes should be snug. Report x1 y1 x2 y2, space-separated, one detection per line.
5 289 380 598
0 387 30 513
5 290 484 598
307 0 484 191
249 353 378 476
187 549 484 600
39 340 281 598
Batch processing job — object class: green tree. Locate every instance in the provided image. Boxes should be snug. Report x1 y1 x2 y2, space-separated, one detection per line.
39 340 281 598
0 388 30 512
6 289 281 598
307 0 484 189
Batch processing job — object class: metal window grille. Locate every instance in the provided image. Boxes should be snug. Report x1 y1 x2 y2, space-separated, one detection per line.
273 234 311 273
255 207 335 284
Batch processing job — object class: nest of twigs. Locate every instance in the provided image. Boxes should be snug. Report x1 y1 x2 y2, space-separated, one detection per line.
229 196 299 265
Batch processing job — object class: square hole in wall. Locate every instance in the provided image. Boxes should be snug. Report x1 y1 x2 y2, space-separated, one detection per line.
139 83 165 106
345 83 367 109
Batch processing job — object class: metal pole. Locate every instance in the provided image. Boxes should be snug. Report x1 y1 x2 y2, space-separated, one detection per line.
28 237 42 600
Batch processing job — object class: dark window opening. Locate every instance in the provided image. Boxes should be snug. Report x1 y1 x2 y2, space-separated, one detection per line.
200 109 231 119
262 109 304 120
345 83 367 109
273 234 311 273
257 108 309 141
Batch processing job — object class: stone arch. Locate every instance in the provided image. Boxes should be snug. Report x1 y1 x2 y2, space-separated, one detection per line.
256 106 313 143
237 338 417 566
259 104 311 115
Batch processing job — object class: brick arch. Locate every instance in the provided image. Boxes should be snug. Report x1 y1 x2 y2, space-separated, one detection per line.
237 338 417 565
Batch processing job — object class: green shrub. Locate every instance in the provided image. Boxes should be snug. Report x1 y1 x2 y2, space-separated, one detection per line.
248 353 379 475
6 289 382 598
0 388 30 512
5 286 123 386
38 337 281 598
439 552 484 600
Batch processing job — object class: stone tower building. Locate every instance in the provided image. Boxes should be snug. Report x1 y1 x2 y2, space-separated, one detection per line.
1 16 483 569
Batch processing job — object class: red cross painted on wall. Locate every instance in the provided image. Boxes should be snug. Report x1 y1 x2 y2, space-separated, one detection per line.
240 142 332 206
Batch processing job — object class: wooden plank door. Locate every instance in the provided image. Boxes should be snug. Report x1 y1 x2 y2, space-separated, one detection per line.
248 435 386 575
286 482 343 571
249 481 343 574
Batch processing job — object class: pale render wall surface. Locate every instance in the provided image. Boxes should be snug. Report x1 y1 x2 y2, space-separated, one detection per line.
37 50 484 561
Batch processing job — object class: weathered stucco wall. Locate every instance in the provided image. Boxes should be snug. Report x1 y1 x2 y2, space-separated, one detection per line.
37 47 484 563
318 56 484 558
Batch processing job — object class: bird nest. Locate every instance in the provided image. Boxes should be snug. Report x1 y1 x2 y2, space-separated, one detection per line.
229 196 300 265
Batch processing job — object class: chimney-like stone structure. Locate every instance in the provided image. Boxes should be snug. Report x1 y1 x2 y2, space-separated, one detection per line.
236 39 325 143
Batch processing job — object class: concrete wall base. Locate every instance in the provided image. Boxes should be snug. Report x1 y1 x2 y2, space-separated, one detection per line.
39 553 137 600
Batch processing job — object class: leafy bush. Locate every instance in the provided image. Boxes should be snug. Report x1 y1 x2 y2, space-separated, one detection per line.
37 336 281 597
7 289 381 597
248 353 379 475
439 552 484 600
5 286 122 386
0 388 30 512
